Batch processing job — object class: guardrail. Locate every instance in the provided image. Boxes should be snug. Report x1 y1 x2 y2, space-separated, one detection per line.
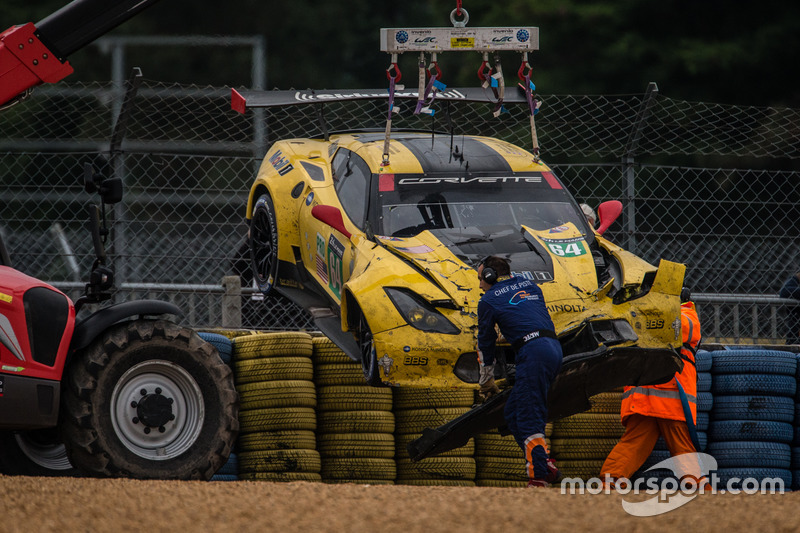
51 280 800 347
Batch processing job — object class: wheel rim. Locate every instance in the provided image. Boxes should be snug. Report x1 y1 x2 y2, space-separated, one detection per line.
14 431 73 471
358 315 377 382
111 360 205 461
250 199 277 291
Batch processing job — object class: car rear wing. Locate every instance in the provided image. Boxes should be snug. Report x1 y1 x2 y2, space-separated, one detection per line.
231 87 530 114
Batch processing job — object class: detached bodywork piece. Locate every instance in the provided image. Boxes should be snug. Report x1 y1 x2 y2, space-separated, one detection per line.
237 89 684 456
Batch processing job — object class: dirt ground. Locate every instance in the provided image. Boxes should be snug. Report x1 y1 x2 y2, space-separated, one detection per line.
1 477 799 533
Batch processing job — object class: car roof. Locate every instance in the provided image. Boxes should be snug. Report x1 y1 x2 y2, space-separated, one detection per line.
325 132 552 175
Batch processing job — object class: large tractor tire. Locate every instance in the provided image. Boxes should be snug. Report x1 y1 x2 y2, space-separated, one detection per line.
60 320 239 480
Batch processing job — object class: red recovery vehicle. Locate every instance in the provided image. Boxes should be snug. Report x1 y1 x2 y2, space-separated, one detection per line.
0 0 239 479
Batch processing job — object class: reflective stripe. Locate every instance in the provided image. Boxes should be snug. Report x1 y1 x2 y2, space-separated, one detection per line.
524 434 548 479
524 433 546 447
622 386 696 404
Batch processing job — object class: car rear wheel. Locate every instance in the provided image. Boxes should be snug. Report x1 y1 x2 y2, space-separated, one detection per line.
357 313 381 386
250 193 279 295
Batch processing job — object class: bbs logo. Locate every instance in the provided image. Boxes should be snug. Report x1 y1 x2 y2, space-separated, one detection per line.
646 319 665 329
403 356 428 366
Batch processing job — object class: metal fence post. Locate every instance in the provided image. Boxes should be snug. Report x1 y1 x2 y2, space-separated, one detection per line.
622 82 659 253
221 275 242 328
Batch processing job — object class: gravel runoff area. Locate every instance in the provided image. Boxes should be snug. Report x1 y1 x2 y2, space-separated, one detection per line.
1 476 799 532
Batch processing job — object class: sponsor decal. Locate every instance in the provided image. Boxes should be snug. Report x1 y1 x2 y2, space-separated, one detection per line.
315 233 328 284
305 192 314 205
395 30 409 44
398 176 541 185
547 303 588 313
672 318 681 340
403 346 411 352
377 235 404 242
646 319 665 329
0 292 11 303
415 37 436 43
509 290 539 305
403 356 429 366
378 354 394 377
293 89 468 102
549 226 569 233
279 278 302 289
269 150 294 176
451 36 475 48
540 236 587 257
516 29 530 42
1 365 23 372
327 235 345 298
513 270 553 281
492 36 513 43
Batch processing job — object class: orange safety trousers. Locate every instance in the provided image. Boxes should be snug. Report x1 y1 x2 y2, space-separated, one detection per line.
600 414 702 482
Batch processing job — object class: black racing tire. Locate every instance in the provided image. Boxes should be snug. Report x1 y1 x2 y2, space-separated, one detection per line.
708 441 791 469
197 332 233 365
312 336 352 364
697 372 712 392
712 373 796 397
698 391 714 412
356 312 381 386
60 319 239 480
0 429 82 477
395 433 474 459
710 349 797 376
695 350 712 372
713 395 795 423
249 193 280 296
709 420 793 444
392 388 475 410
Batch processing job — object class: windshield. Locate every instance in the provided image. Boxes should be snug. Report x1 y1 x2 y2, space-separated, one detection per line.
376 172 592 238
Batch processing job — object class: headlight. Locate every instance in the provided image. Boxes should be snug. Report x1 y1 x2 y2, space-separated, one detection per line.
384 287 460 335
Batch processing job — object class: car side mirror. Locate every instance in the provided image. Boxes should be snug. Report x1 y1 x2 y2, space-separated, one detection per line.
596 200 623 235
311 205 352 239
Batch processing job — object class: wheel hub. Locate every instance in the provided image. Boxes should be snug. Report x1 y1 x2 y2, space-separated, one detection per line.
133 388 175 431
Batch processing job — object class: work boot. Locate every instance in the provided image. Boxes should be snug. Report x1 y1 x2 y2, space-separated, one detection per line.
527 479 549 488
528 458 560 488
545 458 560 484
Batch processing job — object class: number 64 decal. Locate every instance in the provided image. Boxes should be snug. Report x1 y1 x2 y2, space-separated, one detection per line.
546 241 587 257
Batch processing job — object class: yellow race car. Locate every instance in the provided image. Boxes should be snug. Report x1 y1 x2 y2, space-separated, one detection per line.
241 102 684 422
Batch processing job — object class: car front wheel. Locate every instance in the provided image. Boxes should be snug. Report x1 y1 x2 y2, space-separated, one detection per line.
357 313 382 386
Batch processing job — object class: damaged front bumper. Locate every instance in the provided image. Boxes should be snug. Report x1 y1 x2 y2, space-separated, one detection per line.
407 345 682 461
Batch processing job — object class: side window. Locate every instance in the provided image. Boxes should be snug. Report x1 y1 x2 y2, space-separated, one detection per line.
331 148 370 229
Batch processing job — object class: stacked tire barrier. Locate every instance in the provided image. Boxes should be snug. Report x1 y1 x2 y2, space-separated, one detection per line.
393 388 476 486
708 349 795 491
474 423 552 487
198 332 239 481
550 391 624 481
794 354 800 490
313 337 396 484
232 332 322 482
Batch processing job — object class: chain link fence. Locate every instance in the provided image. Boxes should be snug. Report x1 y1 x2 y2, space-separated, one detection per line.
1 80 799 342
